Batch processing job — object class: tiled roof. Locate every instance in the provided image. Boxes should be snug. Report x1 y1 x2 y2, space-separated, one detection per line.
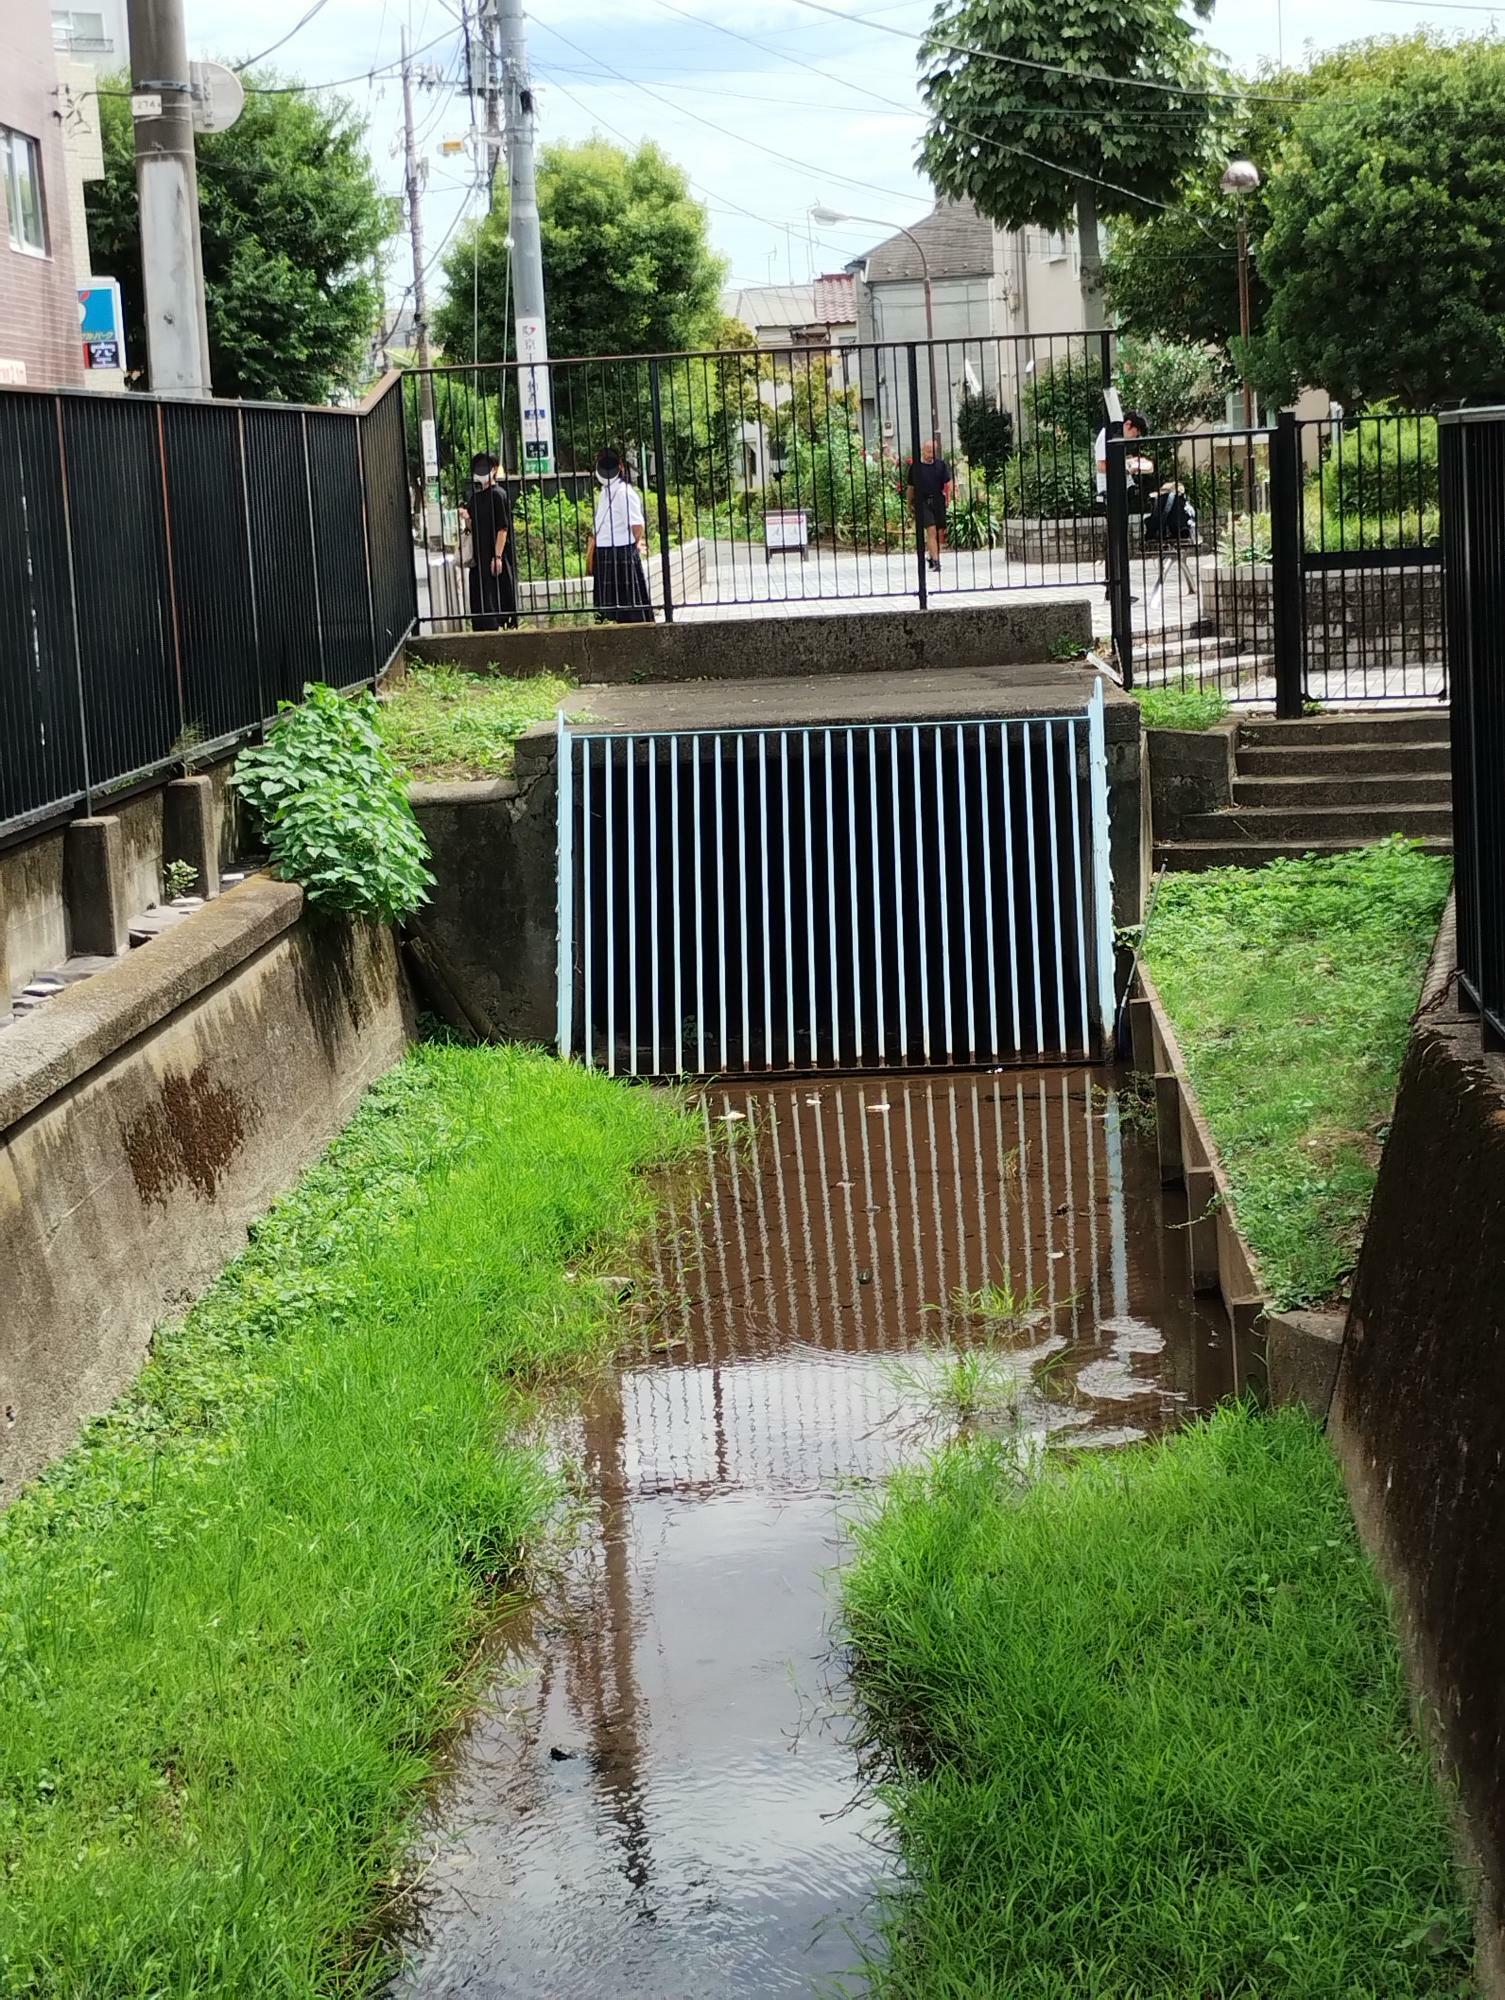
860 199 995 284
721 276 857 332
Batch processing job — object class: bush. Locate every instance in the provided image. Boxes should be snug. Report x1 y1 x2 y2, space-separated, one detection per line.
1319 413 1439 534
1006 444 1097 520
234 683 434 921
956 388 1015 478
1116 335 1235 433
1024 356 1105 448
947 494 1000 549
1135 686 1230 731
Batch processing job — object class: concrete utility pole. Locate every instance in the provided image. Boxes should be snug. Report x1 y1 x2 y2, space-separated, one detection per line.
127 0 211 393
497 0 553 471
401 31 438 440
480 0 503 211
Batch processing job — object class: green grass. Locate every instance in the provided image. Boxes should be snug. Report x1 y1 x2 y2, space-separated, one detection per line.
843 1403 1472 1998
1134 685 1230 732
0 1044 691 1996
1143 838 1450 1307
377 663 571 779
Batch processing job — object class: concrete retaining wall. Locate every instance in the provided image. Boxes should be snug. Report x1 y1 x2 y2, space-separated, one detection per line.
0 878 410 1500
407 597 1093 684
1209 560 1443 658
1145 718 1238 843
1003 515 1105 563
1330 908 1505 1985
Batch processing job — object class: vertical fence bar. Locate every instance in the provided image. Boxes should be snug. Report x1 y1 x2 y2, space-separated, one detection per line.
977 722 999 1061
582 737 593 1068
1271 410 1306 719
1105 431 1133 689
1086 679 1117 1052
604 736 616 1074
889 728 909 1062
672 740 683 1076
694 736 706 1073
868 727 885 1064
906 343 928 611
649 739 661 1075
648 358 675 622
556 713 574 1058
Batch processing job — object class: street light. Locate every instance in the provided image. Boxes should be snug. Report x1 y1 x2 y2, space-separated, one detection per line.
811 203 940 447
1219 158 1261 430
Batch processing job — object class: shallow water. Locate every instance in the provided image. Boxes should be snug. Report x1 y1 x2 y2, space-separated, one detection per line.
399 1069 1239 1998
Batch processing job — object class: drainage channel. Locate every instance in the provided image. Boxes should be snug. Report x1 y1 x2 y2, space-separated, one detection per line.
399 1068 1240 1998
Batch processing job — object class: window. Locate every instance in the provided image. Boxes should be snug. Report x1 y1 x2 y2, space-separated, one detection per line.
3 129 48 256
51 10 109 52
1043 230 1069 263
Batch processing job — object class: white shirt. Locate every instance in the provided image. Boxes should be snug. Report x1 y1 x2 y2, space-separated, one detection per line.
1096 427 1143 499
593 477 645 547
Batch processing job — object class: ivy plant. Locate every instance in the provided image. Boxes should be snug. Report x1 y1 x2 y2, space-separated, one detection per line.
234 684 434 922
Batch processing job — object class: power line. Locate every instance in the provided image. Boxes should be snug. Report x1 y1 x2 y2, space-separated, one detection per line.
779 0 1327 105
234 0 335 72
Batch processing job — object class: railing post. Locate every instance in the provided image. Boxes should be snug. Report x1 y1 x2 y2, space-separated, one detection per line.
1105 429 1133 688
1097 329 1114 393
906 342 928 610
1271 410 1305 719
648 359 675 623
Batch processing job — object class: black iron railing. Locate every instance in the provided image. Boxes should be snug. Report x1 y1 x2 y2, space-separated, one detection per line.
0 373 416 841
403 331 1116 626
1440 406 1505 1043
1107 410 1445 713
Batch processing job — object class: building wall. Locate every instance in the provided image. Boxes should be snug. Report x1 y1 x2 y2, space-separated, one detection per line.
0 0 85 385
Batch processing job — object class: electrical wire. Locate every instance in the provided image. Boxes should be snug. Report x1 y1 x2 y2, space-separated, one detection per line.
778 0 1331 105
234 0 335 72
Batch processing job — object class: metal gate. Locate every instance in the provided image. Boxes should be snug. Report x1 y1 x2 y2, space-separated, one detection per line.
556 685 1116 1078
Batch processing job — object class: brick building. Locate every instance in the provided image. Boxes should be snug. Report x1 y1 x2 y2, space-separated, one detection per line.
0 0 87 385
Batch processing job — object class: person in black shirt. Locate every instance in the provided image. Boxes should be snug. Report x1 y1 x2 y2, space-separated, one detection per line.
460 451 518 632
907 438 953 574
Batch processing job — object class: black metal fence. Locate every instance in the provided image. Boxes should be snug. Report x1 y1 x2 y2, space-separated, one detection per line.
0 373 416 841
404 331 1117 625
1440 406 1505 1044
1107 409 1445 713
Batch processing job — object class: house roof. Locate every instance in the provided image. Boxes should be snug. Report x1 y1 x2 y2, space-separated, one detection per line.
721 275 857 334
859 199 995 284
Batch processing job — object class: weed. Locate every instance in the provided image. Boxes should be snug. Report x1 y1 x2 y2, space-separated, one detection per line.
842 1403 1472 1996
377 663 572 780
1048 630 1083 661
1144 838 1449 1306
948 1276 1044 1329
1134 685 1230 731
0 1044 694 1994
162 858 198 901
886 1345 1031 1440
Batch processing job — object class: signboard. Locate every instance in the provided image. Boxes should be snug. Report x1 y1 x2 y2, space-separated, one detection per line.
515 315 555 475
131 92 162 119
78 280 126 375
764 509 809 561
421 417 439 479
0 359 27 386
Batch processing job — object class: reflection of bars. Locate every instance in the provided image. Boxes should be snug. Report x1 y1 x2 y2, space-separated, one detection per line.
557 688 1115 1078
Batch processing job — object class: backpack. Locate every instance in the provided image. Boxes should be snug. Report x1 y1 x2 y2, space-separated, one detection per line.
1143 484 1195 543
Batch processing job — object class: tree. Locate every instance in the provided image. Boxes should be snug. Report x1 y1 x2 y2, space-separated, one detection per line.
917 0 1222 330
86 73 390 402
1259 36 1505 406
434 138 725 364
1115 335 1235 430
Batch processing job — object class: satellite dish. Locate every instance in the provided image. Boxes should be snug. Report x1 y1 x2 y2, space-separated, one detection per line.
191 61 245 134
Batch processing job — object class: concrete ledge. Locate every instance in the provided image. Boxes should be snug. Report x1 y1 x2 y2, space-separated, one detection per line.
407 598 1094 684
0 876 304 1134
1130 964 1268 1358
408 777 519 808
1265 1309 1346 1417
1145 716 1239 842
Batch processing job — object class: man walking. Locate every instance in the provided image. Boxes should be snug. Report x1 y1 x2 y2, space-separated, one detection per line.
460 451 518 632
907 437 952 574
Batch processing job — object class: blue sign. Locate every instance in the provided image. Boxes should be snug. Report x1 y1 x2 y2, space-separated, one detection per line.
77 280 126 371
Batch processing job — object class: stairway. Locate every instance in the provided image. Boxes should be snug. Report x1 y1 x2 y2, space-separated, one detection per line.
1156 711 1452 871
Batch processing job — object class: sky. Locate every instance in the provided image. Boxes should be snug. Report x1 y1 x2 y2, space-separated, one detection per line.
180 0 1502 323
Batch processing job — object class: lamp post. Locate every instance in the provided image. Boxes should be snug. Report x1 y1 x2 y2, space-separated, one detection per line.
811 204 940 447
1219 158 1261 429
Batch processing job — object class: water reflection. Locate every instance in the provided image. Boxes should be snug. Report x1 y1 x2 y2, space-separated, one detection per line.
398 1070 1238 1998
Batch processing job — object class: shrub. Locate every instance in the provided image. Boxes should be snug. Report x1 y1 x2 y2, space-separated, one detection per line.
947 494 1000 549
234 683 434 921
1319 413 1439 537
1024 356 1105 448
1116 335 1235 433
1006 444 1097 520
956 388 1015 478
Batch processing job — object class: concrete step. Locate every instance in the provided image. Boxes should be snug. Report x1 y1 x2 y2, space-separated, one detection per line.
1238 742 1452 777
1182 803 1453 843
1233 773 1452 808
1156 836 1454 872
1240 711 1450 748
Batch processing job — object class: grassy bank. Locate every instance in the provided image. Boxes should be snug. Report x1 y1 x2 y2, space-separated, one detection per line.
1144 837 1450 1306
378 662 570 779
844 1404 1471 1997
0 1045 689 1996
1133 685 1229 732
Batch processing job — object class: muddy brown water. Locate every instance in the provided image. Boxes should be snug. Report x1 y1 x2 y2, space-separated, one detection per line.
398 1069 1239 1999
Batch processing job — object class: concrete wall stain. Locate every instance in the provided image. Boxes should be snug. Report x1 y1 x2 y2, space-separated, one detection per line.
122 1066 253 1206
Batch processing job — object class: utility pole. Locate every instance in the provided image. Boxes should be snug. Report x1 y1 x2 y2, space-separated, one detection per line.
497 0 553 471
480 0 503 211
126 0 211 393
402 30 439 530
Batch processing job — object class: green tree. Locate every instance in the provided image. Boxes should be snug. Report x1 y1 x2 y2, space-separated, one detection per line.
1259 36 1505 406
434 138 725 364
1116 335 1235 430
86 73 390 402
918 0 1222 330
